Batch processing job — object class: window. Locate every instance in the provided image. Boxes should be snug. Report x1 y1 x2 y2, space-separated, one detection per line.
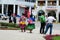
0 4 2 13
48 1 56 6
31 0 36 2
25 0 30 2
16 0 25 1
59 1 60 5
38 1 45 6
25 0 36 2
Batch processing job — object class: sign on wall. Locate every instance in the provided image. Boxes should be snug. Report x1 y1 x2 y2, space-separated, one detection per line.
46 6 57 9
46 6 57 10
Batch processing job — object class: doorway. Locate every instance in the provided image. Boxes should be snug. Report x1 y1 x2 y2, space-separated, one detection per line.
15 5 18 16
24 7 29 17
48 10 56 19
8 5 13 16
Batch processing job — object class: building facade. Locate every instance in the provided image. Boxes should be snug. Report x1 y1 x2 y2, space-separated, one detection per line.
0 0 36 17
35 0 60 22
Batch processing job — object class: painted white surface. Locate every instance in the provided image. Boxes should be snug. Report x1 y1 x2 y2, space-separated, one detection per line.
0 0 35 7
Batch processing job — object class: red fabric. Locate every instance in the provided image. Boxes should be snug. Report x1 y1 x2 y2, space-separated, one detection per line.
19 24 26 29
28 19 33 24
27 11 30 18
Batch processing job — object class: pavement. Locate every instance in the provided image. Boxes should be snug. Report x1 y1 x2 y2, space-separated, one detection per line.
0 19 45 40
0 19 60 40
0 27 45 40
0 30 45 40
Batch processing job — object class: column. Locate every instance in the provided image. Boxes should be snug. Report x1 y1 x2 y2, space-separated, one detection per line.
36 0 37 7
56 0 58 22
45 0 47 15
56 0 59 22
45 0 48 15
17 5 20 16
46 0 47 6
56 11 59 22
6 5 8 16
13 4 15 14
57 0 59 6
2 4 4 14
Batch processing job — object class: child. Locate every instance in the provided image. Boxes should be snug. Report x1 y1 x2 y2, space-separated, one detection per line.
19 15 26 32
27 17 35 33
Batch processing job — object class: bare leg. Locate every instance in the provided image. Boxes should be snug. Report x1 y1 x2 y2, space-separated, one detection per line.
30 29 32 33
21 28 23 32
24 28 26 32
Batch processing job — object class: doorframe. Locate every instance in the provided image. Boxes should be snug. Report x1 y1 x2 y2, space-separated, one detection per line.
59 13 60 22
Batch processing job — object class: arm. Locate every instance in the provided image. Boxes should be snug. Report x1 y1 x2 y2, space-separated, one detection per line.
53 17 56 22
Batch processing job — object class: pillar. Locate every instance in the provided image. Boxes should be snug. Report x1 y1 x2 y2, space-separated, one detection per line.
13 4 15 14
56 11 59 22
46 0 47 6
6 5 8 16
56 0 59 22
36 0 38 7
45 0 48 15
17 5 20 16
57 0 59 6
2 4 4 14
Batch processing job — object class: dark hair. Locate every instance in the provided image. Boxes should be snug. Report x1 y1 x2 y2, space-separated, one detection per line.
22 13 25 16
41 13 45 15
41 12 45 16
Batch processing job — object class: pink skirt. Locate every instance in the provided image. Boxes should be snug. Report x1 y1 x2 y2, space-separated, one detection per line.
19 24 26 29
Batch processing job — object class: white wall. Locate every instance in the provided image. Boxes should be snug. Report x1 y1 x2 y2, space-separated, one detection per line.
0 0 35 7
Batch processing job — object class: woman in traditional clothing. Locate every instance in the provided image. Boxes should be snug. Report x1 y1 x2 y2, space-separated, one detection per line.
27 16 35 33
19 14 26 32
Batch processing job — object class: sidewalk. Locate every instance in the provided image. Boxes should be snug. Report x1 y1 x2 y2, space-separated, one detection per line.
0 20 60 40
0 28 45 40
0 19 45 40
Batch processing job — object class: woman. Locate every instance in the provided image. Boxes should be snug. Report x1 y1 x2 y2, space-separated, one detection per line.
27 16 35 33
19 14 26 32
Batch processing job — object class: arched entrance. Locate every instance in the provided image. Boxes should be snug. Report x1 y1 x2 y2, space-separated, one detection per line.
38 10 45 16
38 10 45 21
59 13 60 22
48 10 56 19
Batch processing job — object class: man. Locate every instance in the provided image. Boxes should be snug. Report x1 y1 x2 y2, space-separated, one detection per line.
44 15 56 35
39 13 46 34
9 14 12 23
13 13 16 24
